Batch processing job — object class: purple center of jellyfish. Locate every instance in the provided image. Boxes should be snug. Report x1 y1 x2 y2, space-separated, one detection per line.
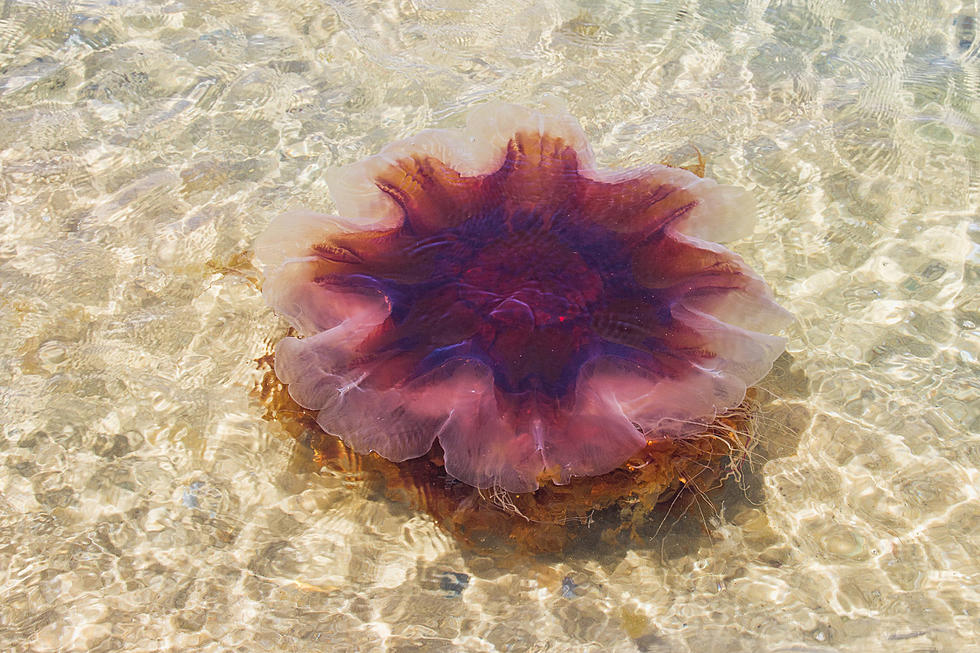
313 137 708 404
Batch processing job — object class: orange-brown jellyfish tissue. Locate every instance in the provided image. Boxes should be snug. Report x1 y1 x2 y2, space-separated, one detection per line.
256 102 793 494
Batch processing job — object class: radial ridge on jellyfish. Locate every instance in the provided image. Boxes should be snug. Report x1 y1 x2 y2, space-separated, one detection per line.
256 101 793 494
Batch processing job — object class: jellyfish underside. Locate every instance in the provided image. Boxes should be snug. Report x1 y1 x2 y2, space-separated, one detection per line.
258 364 758 553
259 104 791 493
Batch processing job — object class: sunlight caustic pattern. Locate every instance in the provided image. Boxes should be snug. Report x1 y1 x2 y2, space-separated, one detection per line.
257 102 792 492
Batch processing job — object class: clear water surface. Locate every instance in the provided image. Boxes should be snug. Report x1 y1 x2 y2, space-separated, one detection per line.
0 0 977 651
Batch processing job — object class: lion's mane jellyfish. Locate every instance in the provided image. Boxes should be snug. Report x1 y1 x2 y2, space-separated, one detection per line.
257 102 792 511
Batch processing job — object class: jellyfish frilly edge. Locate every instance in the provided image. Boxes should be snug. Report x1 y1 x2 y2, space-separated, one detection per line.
256 101 793 494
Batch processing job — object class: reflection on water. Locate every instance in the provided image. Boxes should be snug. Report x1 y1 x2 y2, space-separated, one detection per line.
0 0 977 650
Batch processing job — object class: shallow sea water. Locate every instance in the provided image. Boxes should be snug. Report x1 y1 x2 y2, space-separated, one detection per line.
1 0 978 650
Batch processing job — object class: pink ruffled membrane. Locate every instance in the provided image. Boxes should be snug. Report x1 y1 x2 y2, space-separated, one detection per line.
257 102 793 493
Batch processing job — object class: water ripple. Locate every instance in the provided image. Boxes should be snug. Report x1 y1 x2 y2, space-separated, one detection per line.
0 0 977 650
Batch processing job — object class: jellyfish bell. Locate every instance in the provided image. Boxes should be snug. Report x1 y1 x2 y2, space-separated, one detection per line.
256 101 793 495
